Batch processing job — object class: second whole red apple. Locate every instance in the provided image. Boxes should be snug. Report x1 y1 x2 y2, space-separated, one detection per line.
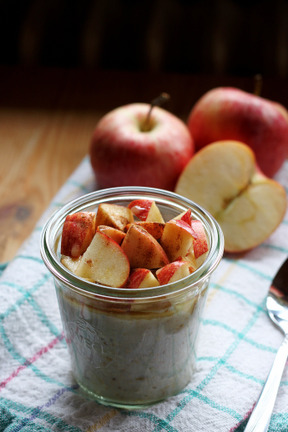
187 87 288 178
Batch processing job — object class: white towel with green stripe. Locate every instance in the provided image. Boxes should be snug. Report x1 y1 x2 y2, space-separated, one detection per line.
0 156 287 432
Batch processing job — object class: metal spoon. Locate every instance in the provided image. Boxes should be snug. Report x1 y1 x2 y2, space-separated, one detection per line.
244 257 288 432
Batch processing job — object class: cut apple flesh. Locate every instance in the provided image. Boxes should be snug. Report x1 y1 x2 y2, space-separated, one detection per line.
60 255 81 273
96 203 134 231
75 231 130 287
176 140 255 216
218 179 287 251
97 225 126 244
175 140 287 252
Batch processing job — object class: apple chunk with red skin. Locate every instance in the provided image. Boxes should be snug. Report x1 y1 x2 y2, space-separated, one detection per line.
171 209 209 265
188 87 288 177
121 224 169 269
126 268 159 288
160 219 198 267
156 259 195 285
175 140 287 252
90 103 194 190
173 208 192 225
61 212 96 258
125 222 165 240
191 220 209 266
74 231 130 287
128 199 164 223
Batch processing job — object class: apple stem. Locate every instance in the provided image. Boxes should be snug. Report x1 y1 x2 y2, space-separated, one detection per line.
254 74 263 96
142 92 171 132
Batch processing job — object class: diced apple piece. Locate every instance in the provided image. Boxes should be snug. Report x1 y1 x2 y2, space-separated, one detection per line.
96 203 134 231
160 219 197 266
156 259 195 285
75 231 130 287
97 225 125 244
125 222 165 240
173 209 192 225
61 255 81 273
175 140 287 252
126 268 160 288
121 224 169 269
61 212 96 258
191 219 209 266
128 199 164 223
171 211 208 267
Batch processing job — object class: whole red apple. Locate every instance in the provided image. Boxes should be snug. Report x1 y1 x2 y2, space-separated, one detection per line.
187 87 288 177
90 103 194 190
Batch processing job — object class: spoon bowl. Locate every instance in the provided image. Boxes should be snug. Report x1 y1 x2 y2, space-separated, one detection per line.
245 258 288 432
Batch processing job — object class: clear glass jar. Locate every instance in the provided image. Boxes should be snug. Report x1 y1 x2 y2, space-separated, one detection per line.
40 186 224 409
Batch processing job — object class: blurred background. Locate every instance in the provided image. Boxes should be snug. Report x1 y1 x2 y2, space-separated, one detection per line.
0 0 287 78
1 0 288 264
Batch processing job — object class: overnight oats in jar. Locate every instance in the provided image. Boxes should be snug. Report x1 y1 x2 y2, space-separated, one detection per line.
40 187 224 409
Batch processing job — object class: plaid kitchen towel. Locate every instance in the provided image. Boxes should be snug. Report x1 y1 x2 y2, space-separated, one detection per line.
0 155 288 432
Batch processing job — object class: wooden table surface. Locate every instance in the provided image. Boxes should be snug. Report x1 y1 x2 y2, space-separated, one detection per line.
1 66 288 263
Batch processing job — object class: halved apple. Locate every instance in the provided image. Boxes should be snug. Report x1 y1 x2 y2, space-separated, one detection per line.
156 259 195 285
75 231 130 287
175 140 287 252
126 268 160 288
61 212 96 258
121 224 169 269
128 199 164 223
96 203 134 231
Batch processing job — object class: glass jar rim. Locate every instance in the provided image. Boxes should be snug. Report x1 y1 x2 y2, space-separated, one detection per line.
40 186 224 300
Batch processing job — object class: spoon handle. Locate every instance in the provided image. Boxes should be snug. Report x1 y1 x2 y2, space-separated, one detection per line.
244 334 288 432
